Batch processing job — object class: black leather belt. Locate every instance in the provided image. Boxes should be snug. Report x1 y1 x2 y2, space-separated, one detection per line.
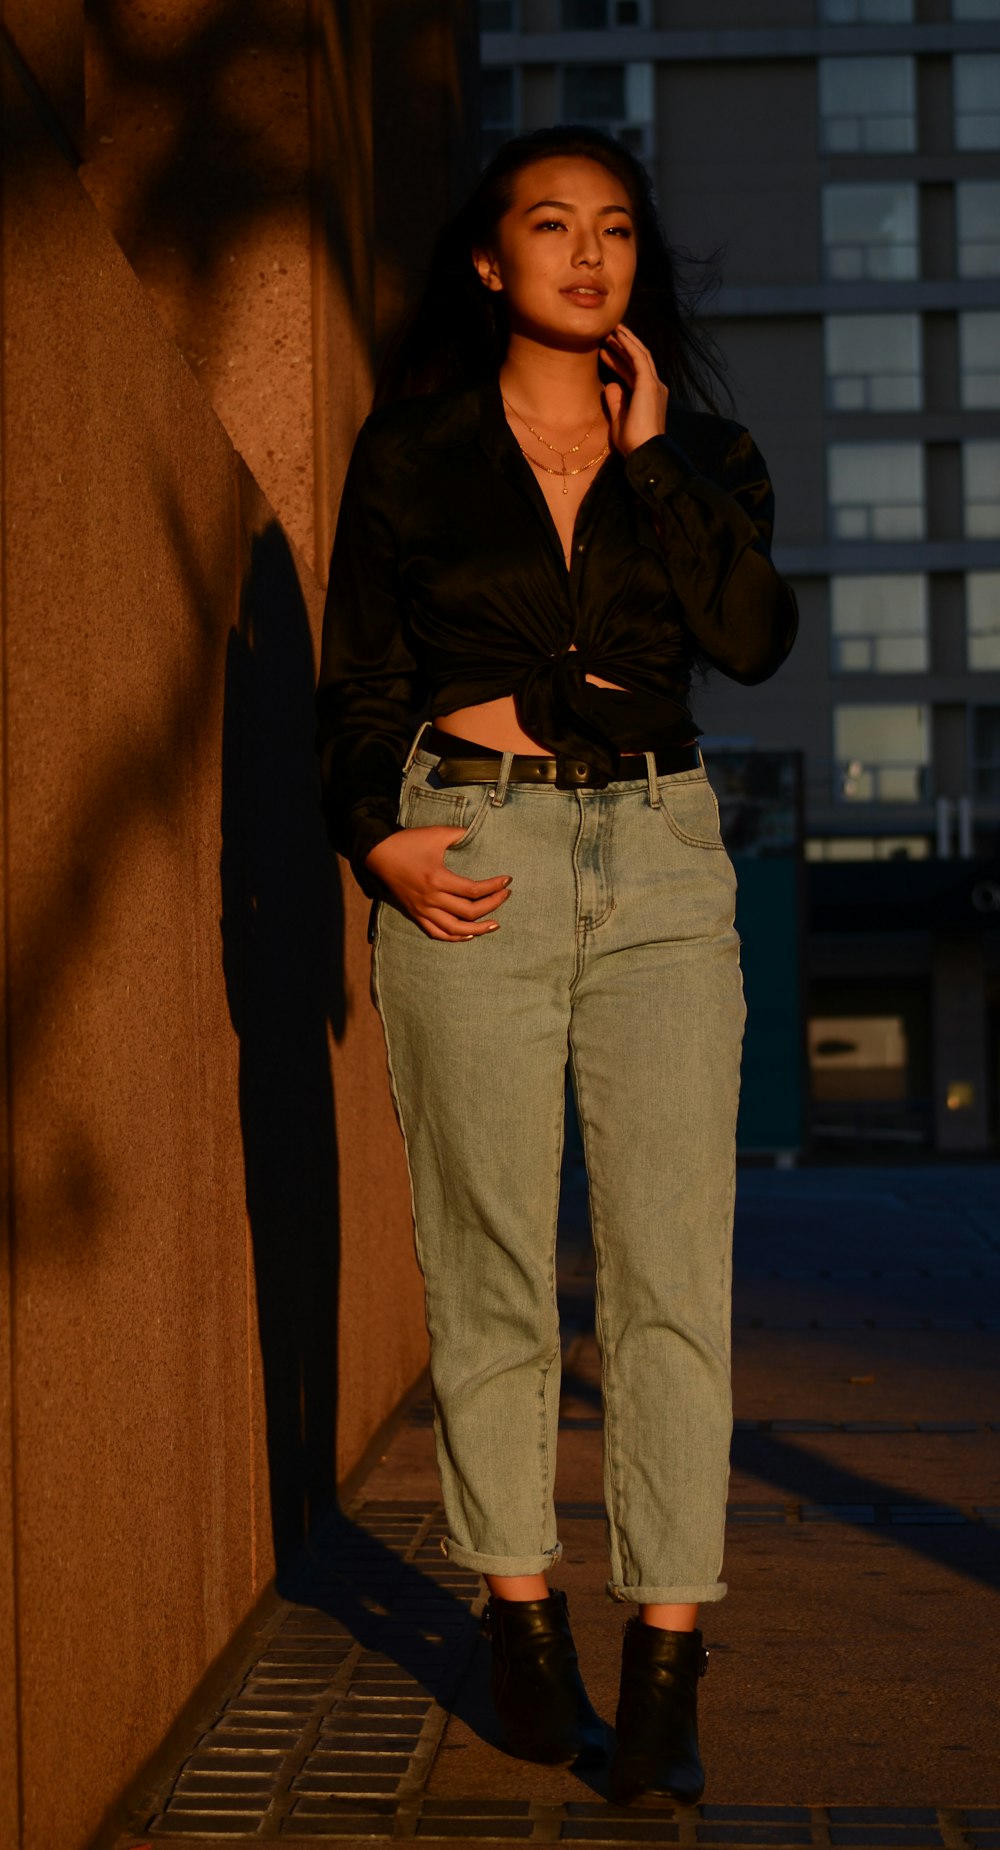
421 724 700 790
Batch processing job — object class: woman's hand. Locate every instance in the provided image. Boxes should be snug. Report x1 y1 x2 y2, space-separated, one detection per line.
600 323 669 458
365 827 512 941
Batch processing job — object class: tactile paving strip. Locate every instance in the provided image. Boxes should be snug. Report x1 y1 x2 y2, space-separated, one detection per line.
146 1502 481 1837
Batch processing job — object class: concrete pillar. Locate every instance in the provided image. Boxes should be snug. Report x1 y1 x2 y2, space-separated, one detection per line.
2 4 480 1842
931 935 991 1151
80 0 479 574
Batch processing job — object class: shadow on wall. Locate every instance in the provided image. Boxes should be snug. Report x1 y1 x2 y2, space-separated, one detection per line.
79 0 473 391
220 521 346 1576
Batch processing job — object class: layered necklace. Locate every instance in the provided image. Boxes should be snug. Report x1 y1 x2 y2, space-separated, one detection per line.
502 393 609 495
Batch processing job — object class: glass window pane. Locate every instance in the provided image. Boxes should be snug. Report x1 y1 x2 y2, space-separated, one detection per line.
831 575 928 675
806 836 930 859
828 443 925 541
562 0 607 25
482 68 514 123
819 58 915 154
819 0 913 17
959 311 1000 409
954 54 1000 150
957 181 1000 278
953 1 1000 17
822 184 918 281
624 60 653 121
972 704 1000 800
481 0 516 27
963 441 1000 538
835 704 929 803
874 635 928 670
825 314 922 412
563 64 626 120
968 573 1000 670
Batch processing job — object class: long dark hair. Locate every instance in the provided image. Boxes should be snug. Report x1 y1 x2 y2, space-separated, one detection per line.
373 124 730 415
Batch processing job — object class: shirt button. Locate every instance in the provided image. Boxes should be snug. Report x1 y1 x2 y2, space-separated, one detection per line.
647 476 657 486
576 542 585 553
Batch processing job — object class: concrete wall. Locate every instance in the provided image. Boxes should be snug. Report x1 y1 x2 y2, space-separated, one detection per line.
1 4 476 1846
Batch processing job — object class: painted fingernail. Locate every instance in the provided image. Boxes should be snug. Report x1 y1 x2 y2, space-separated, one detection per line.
485 922 500 931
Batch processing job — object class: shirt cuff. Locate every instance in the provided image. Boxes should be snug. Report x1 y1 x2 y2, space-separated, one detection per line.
350 812 403 901
623 433 698 507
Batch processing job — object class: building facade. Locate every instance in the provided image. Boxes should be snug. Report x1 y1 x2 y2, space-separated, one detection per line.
481 0 1000 1153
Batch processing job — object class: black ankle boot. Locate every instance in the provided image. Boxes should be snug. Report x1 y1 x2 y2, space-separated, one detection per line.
609 1620 708 1806
482 1588 608 1767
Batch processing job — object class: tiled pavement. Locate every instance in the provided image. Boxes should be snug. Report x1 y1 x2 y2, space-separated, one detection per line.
109 1163 1000 1849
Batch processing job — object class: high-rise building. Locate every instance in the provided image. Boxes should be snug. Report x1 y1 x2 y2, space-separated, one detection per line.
481 0 1000 1152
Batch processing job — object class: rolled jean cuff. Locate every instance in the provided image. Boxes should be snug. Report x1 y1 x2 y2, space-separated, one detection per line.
441 1536 563 1576
606 1580 727 1605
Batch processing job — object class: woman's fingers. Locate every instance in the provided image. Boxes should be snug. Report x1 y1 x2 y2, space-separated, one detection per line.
601 341 635 382
431 886 510 922
614 322 651 358
419 905 502 941
439 866 512 898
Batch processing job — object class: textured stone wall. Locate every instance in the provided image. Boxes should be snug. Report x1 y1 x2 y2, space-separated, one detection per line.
0 5 477 1845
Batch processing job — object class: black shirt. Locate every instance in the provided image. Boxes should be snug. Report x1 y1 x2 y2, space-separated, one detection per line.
316 375 798 898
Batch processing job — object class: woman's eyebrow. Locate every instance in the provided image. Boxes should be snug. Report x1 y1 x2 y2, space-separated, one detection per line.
523 198 634 217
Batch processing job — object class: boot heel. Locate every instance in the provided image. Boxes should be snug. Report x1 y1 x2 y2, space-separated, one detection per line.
609 1620 708 1806
483 1589 608 1768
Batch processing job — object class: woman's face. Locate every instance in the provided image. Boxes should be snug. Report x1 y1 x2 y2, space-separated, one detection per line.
473 154 638 348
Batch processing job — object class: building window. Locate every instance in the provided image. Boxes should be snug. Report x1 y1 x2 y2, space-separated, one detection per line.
967 573 1000 670
835 705 930 803
963 442 1000 539
563 62 625 121
953 0 1000 16
825 314 922 412
561 0 648 23
972 707 1000 801
480 0 517 27
819 0 913 18
831 576 929 672
954 54 1000 150
482 67 516 162
957 181 1000 278
828 443 925 541
822 184 918 282
560 62 653 154
819 58 916 154
805 837 930 860
959 311 1000 409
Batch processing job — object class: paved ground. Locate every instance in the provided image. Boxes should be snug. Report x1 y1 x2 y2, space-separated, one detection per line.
111 1162 1000 1848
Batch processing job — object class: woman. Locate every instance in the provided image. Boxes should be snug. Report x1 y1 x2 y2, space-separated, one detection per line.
316 126 797 1805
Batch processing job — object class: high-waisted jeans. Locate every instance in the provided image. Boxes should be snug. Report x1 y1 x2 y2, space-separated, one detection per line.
370 723 746 1605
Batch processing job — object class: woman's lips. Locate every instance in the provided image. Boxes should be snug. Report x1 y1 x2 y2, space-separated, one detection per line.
560 286 608 307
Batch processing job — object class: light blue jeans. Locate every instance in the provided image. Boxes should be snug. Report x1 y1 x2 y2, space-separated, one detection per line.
370 724 746 1604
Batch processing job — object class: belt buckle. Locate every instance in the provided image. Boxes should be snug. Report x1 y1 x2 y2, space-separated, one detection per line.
554 755 608 790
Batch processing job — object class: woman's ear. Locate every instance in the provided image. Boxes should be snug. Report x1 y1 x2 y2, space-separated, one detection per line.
472 247 503 293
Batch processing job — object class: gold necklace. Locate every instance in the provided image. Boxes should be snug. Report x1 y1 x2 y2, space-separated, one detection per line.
501 394 609 495
516 441 610 494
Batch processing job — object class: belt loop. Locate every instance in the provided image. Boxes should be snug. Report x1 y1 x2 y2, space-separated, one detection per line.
645 750 661 808
402 719 432 774
491 749 515 807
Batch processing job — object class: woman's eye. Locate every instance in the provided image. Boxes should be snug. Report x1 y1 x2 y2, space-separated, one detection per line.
534 218 565 231
606 225 633 238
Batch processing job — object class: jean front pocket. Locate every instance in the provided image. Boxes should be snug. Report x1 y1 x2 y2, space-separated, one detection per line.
441 784 495 858
403 784 472 831
658 774 726 850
